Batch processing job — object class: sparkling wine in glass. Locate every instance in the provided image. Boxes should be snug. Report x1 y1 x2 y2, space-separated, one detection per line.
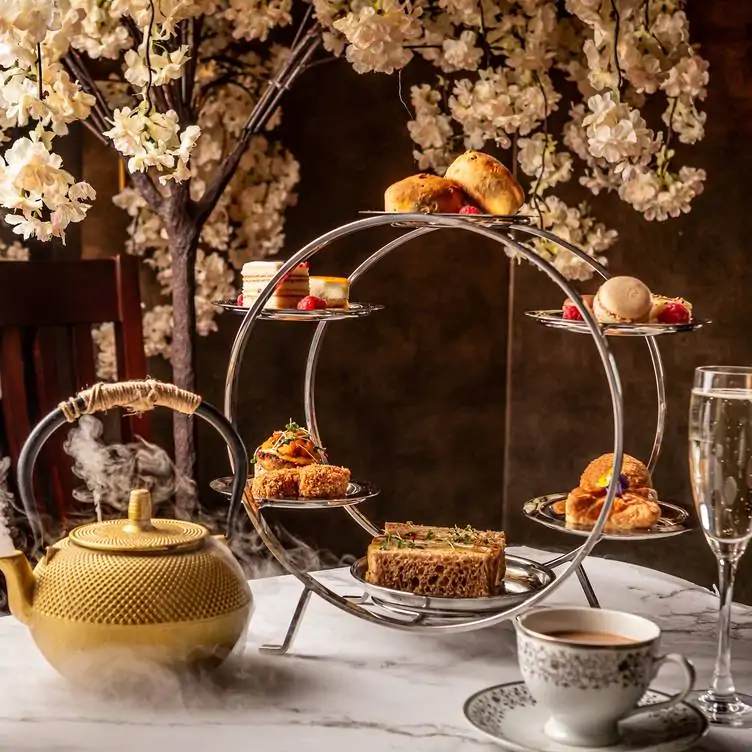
688 365 752 727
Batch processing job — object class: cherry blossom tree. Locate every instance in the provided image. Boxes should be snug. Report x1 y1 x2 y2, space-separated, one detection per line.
0 0 707 506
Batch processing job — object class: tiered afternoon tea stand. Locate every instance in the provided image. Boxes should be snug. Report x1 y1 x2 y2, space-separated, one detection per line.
214 212 700 655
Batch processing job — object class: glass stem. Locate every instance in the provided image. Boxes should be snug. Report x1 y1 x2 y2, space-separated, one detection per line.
710 555 739 701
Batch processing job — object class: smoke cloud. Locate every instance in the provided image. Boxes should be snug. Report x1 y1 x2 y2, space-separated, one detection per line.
63 416 352 578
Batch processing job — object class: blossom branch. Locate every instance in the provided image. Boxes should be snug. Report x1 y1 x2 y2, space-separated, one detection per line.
194 27 321 224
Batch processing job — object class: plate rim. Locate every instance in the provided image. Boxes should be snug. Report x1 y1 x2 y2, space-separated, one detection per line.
463 681 709 752
358 210 533 223
349 554 555 615
525 309 709 336
212 300 384 318
523 492 693 540
210 476 379 509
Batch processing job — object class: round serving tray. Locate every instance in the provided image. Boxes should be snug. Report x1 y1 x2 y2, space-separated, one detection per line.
359 210 532 228
523 493 692 540
525 310 708 337
349 554 555 618
213 300 383 321
210 476 379 510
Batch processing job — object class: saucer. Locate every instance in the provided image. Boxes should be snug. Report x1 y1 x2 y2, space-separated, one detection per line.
463 682 708 752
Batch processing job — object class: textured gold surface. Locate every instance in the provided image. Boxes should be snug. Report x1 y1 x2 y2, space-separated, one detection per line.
68 489 208 552
69 518 207 552
34 539 250 625
0 489 253 679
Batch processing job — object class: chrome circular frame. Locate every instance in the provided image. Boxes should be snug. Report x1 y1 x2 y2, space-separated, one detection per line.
221 212 659 634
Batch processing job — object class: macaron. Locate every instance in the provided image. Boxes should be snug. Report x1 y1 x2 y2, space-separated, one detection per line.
593 276 652 324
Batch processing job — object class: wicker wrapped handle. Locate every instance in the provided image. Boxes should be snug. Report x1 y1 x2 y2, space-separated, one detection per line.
59 379 201 422
18 379 248 544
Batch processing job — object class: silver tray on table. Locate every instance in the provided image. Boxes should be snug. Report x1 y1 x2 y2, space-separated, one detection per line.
349 554 555 618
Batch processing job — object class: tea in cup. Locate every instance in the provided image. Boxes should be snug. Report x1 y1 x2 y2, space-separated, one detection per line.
516 607 695 747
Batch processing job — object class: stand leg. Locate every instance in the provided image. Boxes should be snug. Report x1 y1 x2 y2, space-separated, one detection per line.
575 564 601 608
260 586 313 655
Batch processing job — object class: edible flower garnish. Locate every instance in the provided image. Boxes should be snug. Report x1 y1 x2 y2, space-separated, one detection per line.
596 471 629 497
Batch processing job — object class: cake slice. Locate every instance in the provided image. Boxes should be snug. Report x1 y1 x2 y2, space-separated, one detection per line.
383 522 506 584
242 261 309 309
366 536 503 598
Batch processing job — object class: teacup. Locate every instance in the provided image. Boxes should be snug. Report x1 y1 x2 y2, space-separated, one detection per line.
515 607 695 747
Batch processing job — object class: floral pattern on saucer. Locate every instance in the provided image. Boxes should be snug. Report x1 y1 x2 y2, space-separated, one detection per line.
463 682 708 752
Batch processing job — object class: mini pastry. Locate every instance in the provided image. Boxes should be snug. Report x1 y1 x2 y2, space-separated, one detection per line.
298 464 350 499
444 151 524 215
251 469 300 500
253 421 326 474
649 295 693 324
560 453 661 530
309 276 350 308
564 487 661 530
242 261 309 309
593 276 652 324
562 294 595 321
384 174 465 214
579 452 652 494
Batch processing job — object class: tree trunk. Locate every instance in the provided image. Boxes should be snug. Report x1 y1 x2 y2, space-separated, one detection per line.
170 229 199 518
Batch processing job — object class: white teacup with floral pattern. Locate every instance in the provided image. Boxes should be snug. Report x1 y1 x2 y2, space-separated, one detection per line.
515 607 695 748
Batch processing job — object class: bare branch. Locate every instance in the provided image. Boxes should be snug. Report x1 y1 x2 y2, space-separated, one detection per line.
66 50 112 121
128 170 164 212
80 118 109 146
183 17 203 120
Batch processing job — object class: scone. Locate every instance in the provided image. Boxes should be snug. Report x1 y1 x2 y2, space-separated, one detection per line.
298 464 350 499
251 469 300 500
444 151 524 215
579 453 652 494
593 276 652 324
384 174 466 214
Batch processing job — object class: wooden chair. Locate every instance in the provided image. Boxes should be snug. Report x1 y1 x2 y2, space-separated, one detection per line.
0 254 150 524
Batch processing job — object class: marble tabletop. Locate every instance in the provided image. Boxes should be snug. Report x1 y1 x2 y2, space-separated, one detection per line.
0 546 751 751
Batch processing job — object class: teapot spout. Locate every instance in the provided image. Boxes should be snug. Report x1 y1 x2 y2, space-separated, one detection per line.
0 551 34 625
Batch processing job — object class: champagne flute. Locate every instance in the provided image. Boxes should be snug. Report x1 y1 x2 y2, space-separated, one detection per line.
688 365 752 727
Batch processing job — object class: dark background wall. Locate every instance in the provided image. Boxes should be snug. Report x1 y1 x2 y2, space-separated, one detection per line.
77 2 752 601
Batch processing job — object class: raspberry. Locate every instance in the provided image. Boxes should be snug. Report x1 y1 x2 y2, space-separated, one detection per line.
236 293 243 306
459 205 482 215
297 296 327 311
562 304 583 321
657 301 690 324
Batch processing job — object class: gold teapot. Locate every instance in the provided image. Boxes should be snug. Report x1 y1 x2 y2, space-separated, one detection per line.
0 380 253 682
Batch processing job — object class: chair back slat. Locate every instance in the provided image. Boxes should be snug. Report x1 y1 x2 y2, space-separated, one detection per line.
32 327 75 524
70 324 97 390
0 255 149 523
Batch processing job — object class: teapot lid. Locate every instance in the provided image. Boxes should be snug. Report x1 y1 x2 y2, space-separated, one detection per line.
69 489 209 553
